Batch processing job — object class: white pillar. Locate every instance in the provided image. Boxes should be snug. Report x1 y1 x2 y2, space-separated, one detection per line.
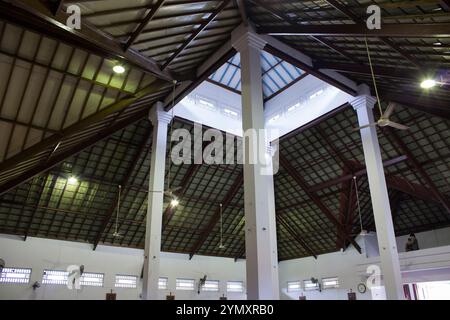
232 27 279 300
350 85 404 300
142 102 172 300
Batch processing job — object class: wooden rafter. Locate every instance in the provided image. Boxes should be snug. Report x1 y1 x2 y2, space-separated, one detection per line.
279 154 362 253
162 0 231 69
0 0 173 81
124 0 166 51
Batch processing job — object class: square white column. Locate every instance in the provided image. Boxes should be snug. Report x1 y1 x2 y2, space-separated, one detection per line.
142 102 172 300
232 27 279 300
350 85 403 300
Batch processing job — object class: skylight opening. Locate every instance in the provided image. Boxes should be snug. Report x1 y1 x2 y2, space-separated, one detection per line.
309 89 324 100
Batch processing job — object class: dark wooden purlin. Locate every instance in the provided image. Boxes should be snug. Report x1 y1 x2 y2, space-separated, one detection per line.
309 155 408 192
279 154 362 253
250 0 360 63
188 172 243 259
385 129 450 214
380 93 450 120
257 23 450 37
315 62 430 82
123 0 166 51
92 126 152 250
324 0 421 68
161 0 232 69
277 215 318 259
0 111 149 197
0 0 173 81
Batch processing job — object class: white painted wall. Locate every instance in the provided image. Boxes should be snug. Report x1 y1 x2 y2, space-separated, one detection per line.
279 228 450 300
0 235 246 300
2 227 450 300
278 237 373 300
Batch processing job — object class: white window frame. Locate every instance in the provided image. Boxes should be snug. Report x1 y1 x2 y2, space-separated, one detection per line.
42 269 104 287
201 280 219 292
80 272 104 287
0 267 32 284
287 280 302 292
227 281 244 293
158 277 168 290
303 279 320 291
115 274 138 289
176 278 195 291
322 277 339 289
42 269 68 285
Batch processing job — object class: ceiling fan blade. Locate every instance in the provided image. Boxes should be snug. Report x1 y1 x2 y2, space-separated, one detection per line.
352 123 377 131
383 102 397 119
386 121 409 130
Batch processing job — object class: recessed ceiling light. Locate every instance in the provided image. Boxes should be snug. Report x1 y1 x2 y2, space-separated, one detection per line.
433 42 442 46
420 79 437 89
68 176 78 185
113 65 125 74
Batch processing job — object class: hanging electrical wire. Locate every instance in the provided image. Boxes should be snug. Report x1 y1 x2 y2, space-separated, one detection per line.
353 176 367 236
219 203 225 249
113 185 122 238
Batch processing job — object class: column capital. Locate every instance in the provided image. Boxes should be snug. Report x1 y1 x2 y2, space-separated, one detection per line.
231 24 267 52
149 102 172 126
350 95 377 111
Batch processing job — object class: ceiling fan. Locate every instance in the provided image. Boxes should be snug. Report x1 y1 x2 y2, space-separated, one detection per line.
353 38 409 132
353 102 409 131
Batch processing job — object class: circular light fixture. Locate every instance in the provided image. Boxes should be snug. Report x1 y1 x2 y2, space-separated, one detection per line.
420 79 436 89
113 65 125 74
170 198 179 208
68 176 78 185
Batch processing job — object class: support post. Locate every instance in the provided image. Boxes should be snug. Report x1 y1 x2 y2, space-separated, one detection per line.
232 26 279 300
142 102 172 300
350 85 403 300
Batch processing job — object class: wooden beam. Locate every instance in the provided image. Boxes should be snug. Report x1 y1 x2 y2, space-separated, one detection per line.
124 0 166 50
385 128 450 214
162 164 201 229
0 0 173 81
279 154 362 253
162 0 231 69
0 111 148 197
257 23 450 38
278 215 318 259
188 172 243 259
0 80 170 178
309 155 408 192
92 126 152 250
